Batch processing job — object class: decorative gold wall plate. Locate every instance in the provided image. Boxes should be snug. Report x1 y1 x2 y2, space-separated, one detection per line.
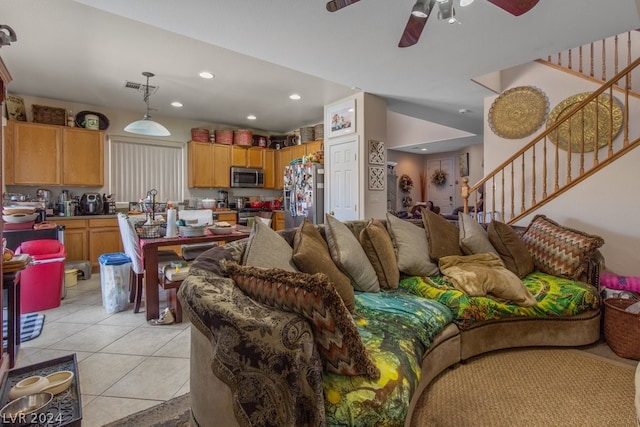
546 92 624 152
488 86 549 139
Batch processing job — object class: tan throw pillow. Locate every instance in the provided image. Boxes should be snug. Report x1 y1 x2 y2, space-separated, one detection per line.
359 219 399 290
226 262 380 380
487 220 534 278
521 214 604 280
292 219 355 312
242 220 298 272
421 209 464 260
385 212 439 277
439 253 536 306
324 214 380 293
459 213 498 256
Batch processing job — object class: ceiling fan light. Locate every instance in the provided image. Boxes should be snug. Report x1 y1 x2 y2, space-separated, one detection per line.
437 0 455 22
124 71 171 136
411 0 431 18
459 0 474 6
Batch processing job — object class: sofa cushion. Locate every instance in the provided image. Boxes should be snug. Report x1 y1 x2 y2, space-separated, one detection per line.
225 262 380 380
325 214 380 292
421 209 464 260
438 253 536 306
459 212 498 256
242 220 298 272
386 212 439 277
359 219 400 290
292 219 355 312
521 214 604 280
488 220 535 278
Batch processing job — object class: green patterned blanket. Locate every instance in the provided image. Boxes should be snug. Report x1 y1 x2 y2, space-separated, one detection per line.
400 271 601 329
323 291 453 427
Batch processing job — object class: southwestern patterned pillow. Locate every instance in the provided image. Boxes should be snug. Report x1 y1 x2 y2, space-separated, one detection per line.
521 214 604 280
225 262 380 380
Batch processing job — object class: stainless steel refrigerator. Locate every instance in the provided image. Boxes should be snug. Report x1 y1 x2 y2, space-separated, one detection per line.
284 161 324 229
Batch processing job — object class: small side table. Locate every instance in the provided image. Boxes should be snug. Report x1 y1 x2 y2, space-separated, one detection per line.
3 271 21 368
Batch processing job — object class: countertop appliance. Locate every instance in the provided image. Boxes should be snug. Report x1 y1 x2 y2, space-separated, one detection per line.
284 161 324 228
231 167 264 188
80 193 103 215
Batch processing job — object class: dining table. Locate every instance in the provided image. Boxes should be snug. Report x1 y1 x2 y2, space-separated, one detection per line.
139 227 250 321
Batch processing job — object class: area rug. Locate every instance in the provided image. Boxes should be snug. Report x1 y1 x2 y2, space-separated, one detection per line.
411 348 637 427
105 348 637 427
2 311 45 344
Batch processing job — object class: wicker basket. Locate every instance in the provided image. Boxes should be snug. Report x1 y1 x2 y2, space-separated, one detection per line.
32 105 66 126
191 128 210 142
135 221 167 239
234 129 253 146
215 129 233 145
603 297 640 360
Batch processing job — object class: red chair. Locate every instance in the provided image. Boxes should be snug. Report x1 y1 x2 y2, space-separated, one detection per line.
15 239 66 313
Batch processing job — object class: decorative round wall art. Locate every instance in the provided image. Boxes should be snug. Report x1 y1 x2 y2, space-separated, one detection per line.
546 92 624 152
488 86 549 139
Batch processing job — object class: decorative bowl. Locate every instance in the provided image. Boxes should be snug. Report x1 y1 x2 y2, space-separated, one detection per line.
3 213 38 224
42 370 74 395
201 199 216 209
209 225 236 235
0 392 54 425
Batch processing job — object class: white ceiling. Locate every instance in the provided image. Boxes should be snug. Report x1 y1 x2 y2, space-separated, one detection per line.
1 0 639 153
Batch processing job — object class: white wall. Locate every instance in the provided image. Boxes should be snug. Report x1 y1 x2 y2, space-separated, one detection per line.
484 62 640 276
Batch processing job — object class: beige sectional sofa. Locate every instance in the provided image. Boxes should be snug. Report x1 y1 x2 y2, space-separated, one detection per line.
179 212 604 427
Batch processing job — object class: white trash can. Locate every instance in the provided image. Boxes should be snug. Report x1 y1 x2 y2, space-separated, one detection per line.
98 252 131 314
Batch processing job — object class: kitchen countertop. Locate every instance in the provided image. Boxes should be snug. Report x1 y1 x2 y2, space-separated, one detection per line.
46 215 118 220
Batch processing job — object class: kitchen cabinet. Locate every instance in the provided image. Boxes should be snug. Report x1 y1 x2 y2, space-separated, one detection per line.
54 218 89 263
88 218 123 269
305 140 324 155
1 55 12 376
274 149 284 190
217 212 237 225
5 120 104 186
263 149 276 189
272 211 285 231
188 142 231 188
290 144 306 161
231 146 264 168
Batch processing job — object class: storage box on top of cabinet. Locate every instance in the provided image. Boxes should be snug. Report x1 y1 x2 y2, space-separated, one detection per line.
234 129 253 146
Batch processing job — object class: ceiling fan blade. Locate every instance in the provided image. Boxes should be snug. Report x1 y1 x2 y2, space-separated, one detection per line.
487 0 540 16
326 0 361 12
398 14 429 48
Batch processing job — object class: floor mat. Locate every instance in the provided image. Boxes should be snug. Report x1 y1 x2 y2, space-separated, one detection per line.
3 310 45 345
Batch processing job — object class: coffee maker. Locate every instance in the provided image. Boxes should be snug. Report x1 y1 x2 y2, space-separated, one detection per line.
80 193 103 215
217 190 228 209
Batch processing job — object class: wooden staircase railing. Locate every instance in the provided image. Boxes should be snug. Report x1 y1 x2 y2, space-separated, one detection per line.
462 55 640 224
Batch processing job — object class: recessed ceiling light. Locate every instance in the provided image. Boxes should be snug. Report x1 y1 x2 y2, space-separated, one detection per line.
199 71 214 79
421 148 428 151
171 101 183 108
247 115 257 120
289 94 301 100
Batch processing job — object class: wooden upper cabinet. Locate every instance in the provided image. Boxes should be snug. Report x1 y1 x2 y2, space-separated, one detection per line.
305 140 323 155
263 149 275 189
9 121 62 185
62 128 104 186
188 142 231 188
6 120 104 186
290 144 306 161
231 146 264 168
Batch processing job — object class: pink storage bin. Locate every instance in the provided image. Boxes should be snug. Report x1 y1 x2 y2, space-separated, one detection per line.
16 239 67 313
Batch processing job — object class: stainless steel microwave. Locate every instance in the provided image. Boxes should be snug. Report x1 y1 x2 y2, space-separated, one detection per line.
230 167 264 188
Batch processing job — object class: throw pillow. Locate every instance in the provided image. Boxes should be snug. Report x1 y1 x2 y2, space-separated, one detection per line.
225 262 380 380
324 214 380 293
359 218 400 290
421 209 464 260
242 219 298 272
292 219 355 312
439 253 536 306
487 220 535 278
459 212 498 256
385 212 439 277
521 214 604 280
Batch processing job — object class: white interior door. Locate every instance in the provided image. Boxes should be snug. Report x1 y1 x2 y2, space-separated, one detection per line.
327 138 359 221
426 158 455 215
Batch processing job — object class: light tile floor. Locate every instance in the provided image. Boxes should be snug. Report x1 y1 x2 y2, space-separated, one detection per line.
13 273 190 426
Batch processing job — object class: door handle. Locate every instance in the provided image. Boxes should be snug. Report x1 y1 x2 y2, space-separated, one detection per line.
329 210 335 216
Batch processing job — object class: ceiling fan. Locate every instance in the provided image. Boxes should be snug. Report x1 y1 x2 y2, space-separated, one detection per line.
326 0 540 48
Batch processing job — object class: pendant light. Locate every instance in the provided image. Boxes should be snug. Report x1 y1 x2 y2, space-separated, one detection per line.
124 71 171 136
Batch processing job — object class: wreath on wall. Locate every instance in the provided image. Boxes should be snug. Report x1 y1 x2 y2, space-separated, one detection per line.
431 169 448 187
399 174 414 193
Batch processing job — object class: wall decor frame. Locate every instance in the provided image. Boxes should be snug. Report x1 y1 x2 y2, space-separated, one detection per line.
459 152 469 177
368 140 385 165
368 166 385 190
326 99 356 138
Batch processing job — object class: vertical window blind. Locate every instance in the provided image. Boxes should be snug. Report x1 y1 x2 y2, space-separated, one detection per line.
108 135 184 203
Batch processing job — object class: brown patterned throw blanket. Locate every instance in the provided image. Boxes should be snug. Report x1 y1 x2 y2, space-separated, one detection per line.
178 240 326 427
